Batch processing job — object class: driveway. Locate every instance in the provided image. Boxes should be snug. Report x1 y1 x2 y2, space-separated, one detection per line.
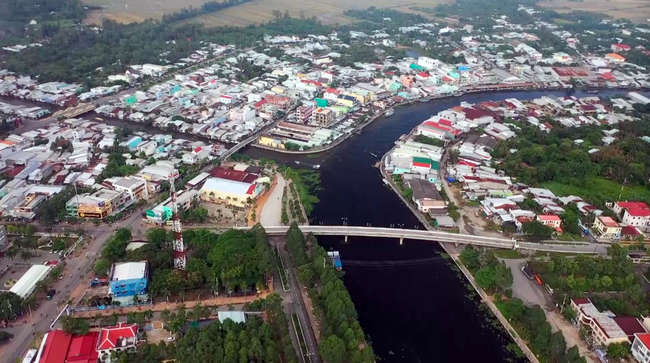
501 259 596 362
501 258 550 308
260 174 286 227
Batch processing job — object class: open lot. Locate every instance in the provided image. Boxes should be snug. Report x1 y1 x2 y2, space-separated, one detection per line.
83 0 450 26
539 0 650 23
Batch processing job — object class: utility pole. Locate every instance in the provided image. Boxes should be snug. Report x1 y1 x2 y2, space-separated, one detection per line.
170 171 186 270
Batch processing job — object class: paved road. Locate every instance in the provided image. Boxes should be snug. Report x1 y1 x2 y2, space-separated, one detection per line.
501 258 550 307
277 242 320 363
1 210 144 363
260 174 286 227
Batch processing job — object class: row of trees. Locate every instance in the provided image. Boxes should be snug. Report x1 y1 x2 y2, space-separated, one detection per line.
112 294 297 363
498 298 586 363
161 0 254 23
5 17 331 85
459 247 513 294
280 167 320 216
285 223 375 363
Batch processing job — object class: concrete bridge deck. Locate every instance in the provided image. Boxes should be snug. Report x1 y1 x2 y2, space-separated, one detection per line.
234 225 605 254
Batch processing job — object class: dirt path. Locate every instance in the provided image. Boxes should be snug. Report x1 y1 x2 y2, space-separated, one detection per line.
73 286 273 318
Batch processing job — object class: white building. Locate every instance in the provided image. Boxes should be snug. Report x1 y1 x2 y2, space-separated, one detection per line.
632 333 650 363
621 208 650 231
10 264 52 299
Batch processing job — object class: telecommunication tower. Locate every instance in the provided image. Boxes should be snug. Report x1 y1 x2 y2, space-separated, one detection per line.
169 172 186 270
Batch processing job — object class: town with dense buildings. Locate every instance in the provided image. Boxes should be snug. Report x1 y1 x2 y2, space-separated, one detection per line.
2 0 650 362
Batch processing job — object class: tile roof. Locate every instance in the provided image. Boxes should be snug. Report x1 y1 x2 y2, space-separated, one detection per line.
537 215 561 221
616 201 649 209
96 323 138 351
613 317 645 338
39 330 99 363
625 208 650 217
210 167 258 183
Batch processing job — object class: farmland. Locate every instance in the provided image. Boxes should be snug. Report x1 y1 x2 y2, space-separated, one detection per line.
538 0 650 23
82 0 450 26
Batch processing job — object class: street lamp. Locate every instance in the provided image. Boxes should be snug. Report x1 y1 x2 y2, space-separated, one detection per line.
398 223 404 228
341 217 348 226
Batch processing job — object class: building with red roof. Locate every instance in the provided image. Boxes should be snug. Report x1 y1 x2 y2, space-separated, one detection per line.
536 214 562 229
37 330 100 363
611 43 631 53
622 208 650 231
438 119 452 127
571 298 644 347
210 167 258 184
201 167 262 208
632 333 650 363
613 201 649 215
612 317 646 341
96 323 138 361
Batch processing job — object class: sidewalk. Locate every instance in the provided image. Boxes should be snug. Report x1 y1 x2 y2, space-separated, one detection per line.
73 291 271 318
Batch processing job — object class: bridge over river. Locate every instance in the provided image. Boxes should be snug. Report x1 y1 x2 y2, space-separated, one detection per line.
235 225 606 254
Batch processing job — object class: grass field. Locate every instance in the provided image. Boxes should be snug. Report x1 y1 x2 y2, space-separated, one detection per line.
539 0 650 23
82 0 450 26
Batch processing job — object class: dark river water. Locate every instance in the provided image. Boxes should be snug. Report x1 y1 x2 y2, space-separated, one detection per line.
244 89 630 363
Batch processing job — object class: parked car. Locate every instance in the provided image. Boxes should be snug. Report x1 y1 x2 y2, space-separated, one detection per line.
520 266 534 280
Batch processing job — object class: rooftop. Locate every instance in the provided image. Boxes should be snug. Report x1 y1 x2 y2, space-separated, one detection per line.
97 323 138 351
625 208 650 217
598 216 619 228
617 201 649 209
210 167 258 184
537 214 561 221
111 261 147 281
38 330 99 363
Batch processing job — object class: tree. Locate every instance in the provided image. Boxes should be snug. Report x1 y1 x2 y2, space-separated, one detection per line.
60 316 90 335
459 247 481 271
94 259 112 277
0 292 23 321
522 221 553 240
319 335 347 363
601 275 613 288
297 265 314 287
607 342 631 361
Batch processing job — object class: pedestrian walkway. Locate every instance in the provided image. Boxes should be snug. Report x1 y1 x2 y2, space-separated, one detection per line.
73 279 274 318
73 291 271 318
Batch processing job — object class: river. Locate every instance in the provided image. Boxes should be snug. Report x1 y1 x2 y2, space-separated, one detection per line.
244 89 631 362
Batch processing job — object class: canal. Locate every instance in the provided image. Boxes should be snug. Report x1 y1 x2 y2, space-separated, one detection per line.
244 89 629 362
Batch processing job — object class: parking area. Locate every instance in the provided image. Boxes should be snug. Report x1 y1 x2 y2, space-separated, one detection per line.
0 251 61 289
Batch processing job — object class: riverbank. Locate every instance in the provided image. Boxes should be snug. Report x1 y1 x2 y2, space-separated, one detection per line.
378 152 540 362
248 84 644 156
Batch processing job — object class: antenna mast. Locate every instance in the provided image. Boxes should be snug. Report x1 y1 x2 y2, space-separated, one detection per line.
170 172 186 270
